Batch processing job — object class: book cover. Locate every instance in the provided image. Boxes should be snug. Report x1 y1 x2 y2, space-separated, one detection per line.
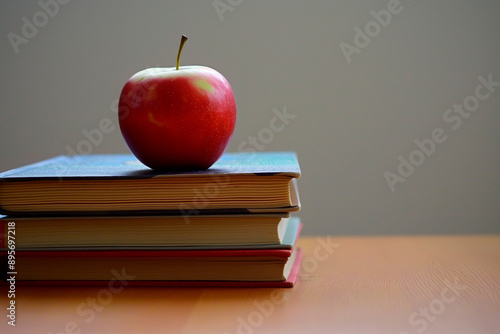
0 215 301 250
0 152 301 179
0 152 301 216
12 248 303 288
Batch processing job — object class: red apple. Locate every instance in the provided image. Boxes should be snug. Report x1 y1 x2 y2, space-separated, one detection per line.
118 35 237 170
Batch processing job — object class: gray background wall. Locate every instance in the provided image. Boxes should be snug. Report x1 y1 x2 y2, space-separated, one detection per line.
1 1 499 235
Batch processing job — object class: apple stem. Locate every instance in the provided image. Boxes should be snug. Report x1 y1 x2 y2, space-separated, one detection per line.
176 35 188 70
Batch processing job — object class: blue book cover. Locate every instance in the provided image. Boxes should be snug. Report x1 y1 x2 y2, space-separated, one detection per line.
0 152 301 216
0 152 300 180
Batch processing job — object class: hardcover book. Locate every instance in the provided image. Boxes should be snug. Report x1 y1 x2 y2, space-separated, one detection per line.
0 152 301 216
0 215 301 250
1 247 303 288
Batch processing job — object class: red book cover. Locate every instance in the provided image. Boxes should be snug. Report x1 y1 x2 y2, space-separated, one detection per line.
14 248 303 288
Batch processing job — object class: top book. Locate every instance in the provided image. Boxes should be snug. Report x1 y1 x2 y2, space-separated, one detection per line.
0 152 301 216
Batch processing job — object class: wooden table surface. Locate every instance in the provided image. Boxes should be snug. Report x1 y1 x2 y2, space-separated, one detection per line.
2 235 499 334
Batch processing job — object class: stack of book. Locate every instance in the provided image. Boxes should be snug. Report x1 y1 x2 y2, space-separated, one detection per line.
0 152 302 287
